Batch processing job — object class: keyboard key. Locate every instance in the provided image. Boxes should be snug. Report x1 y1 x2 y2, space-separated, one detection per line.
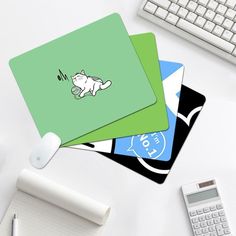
225 8 236 20
178 0 189 7
213 25 224 36
177 19 235 52
232 47 236 55
207 0 218 10
213 14 225 25
196 5 207 16
150 0 171 9
216 4 227 15
232 23 236 32
169 3 180 14
222 29 233 40
177 7 189 18
222 18 234 29
218 0 226 4
155 7 168 19
225 0 236 8
221 30 233 41
195 16 206 27
204 21 215 31
186 12 197 22
166 13 179 24
199 0 210 6
187 1 198 11
205 10 216 21
144 2 158 13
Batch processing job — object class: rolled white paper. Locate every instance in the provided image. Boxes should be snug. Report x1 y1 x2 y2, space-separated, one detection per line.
16 170 110 225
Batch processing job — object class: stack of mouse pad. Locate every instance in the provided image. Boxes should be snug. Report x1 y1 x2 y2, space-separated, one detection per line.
10 13 206 184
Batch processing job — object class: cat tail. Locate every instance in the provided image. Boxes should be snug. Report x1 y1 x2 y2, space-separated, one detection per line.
100 80 112 90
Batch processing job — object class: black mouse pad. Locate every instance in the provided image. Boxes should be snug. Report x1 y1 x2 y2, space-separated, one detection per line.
99 85 206 184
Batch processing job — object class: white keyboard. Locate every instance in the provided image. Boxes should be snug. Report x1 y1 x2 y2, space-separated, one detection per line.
138 0 236 64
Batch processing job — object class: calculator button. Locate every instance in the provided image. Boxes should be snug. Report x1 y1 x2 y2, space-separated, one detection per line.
192 217 199 223
216 227 224 236
207 219 214 226
220 216 226 222
202 227 209 233
214 218 221 224
193 223 201 229
208 225 216 232
212 212 219 218
190 210 197 216
210 232 217 236
199 215 206 221
210 205 217 211
195 229 202 235
216 224 223 230
197 209 204 215
204 207 210 213
224 228 231 234
206 214 213 220
201 222 207 228
216 204 223 209
222 222 229 228
218 210 225 216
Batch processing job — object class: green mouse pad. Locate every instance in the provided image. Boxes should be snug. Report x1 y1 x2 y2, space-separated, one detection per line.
9 13 157 144
64 33 168 146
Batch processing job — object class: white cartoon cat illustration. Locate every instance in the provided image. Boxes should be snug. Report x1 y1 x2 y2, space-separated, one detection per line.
71 70 112 98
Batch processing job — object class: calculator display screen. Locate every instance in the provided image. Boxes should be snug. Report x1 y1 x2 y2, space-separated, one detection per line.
187 188 218 204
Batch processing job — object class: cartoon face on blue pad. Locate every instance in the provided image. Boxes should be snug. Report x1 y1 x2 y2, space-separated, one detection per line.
113 61 184 161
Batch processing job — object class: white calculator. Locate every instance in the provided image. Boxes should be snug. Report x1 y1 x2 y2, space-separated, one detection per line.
182 179 233 236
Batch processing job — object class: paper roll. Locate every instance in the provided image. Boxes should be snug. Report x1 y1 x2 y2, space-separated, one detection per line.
16 170 110 225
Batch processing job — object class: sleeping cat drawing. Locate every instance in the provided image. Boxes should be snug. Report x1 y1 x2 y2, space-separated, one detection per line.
71 70 112 98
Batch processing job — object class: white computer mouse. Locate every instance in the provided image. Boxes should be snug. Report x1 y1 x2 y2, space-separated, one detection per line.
29 132 61 169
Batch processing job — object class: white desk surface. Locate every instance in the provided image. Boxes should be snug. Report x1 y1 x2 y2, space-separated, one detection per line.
1 0 236 235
